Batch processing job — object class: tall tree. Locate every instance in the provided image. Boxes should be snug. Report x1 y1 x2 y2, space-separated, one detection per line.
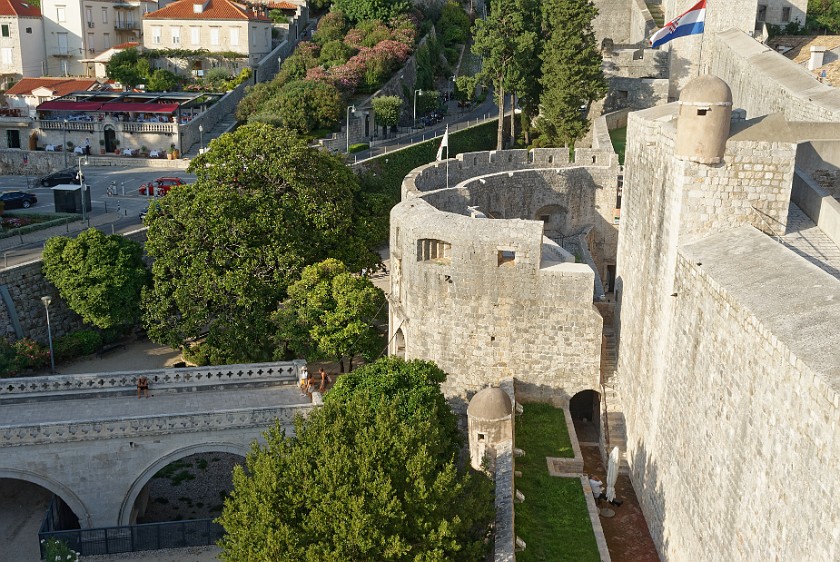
371 95 401 138
472 0 522 150
218 357 493 562
506 0 542 146
141 124 379 365
43 228 150 329
273 258 385 371
537 0 606 148
332 0 411 22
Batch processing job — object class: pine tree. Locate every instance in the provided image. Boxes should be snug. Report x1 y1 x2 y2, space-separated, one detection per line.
538 0 607 148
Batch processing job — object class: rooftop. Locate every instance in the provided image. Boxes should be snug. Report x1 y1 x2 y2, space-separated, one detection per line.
144 0 270 21
767 35 840 64
6 77 100 97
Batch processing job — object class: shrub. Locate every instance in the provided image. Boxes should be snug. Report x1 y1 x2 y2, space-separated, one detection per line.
54 329 103 362
349 143 369 153
42 538 79 562
9 337 49 373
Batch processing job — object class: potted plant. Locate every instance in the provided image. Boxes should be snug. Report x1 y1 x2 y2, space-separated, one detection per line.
99 139 105 155
114 139 121 155
140 145 148 157
66 140 74 151
168 143 180 159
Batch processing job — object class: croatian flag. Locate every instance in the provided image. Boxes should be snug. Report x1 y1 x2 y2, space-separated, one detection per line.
649 0 706 48
436 126 449 161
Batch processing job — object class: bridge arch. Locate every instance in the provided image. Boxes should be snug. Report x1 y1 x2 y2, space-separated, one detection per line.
0 467 92 528
119 441 249 526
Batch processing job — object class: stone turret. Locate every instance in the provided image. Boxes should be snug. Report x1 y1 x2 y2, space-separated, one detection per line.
467 387 513 471
675 75 733 164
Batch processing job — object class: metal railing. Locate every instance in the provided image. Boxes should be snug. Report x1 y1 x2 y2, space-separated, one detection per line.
39 498 222 558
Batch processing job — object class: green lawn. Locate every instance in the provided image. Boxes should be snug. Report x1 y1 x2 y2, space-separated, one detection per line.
515 403 600 562
609 126 627 166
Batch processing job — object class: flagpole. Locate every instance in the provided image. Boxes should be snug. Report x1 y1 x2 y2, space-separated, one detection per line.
446 143 449 189
697 0 706 76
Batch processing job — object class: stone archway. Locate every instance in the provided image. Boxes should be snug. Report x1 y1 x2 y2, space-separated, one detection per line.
393 327 407 360
569 389 601 443
119 442 248 526
0 468 90 528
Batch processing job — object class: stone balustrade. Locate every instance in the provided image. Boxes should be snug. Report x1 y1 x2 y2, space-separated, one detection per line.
0 404 311 447
0 360 304 399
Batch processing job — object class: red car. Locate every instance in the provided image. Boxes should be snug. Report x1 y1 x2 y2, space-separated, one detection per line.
138 177 184 196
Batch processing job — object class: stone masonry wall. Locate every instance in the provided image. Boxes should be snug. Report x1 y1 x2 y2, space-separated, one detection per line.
593 0 652 45
708 29 840 122
620 229 840 561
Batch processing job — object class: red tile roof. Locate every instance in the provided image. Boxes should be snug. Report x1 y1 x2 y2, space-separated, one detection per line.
0 0 41 17
266 1 297 9
6 77 99 96
113 41 140 50
144 0 269 21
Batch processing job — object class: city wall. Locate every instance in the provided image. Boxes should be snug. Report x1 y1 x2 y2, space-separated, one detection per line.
616 101 840 560
593 0 654 46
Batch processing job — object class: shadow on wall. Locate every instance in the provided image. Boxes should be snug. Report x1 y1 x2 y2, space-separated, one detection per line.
630 438 668 559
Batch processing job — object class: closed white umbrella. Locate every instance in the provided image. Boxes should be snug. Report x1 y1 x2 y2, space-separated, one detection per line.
606 446 620 503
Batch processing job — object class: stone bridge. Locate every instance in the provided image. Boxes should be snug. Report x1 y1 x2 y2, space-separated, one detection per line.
0 361 314 528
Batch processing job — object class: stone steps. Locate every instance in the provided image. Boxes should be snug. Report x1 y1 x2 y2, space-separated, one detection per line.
600 327 629 473
646 2 665 27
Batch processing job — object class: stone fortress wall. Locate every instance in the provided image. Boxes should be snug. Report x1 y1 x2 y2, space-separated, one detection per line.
615 79 840 560
390 148 620 407
593 0 655 46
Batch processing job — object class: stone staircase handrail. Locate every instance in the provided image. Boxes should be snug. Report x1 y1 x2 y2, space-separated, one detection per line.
0 403 314 447
0 360 304 399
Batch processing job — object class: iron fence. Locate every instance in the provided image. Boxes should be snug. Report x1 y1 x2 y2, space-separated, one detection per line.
39 498 222 558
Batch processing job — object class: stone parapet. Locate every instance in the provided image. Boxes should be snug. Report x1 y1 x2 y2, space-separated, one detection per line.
0 360 303 400
493 440 515 562
0 403 312 447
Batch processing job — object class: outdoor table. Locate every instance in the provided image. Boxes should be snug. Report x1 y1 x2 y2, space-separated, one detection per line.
122 148 133 156
149 150 160 158
45 145 55 151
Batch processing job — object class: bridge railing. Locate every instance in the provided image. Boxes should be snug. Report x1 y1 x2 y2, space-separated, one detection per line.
0 403 313 447
1 360 304 401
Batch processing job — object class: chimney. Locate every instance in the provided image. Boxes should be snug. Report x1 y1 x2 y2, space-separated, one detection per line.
808 46 827 71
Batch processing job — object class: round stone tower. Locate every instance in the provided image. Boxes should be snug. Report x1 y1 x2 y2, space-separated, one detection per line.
467 387 513 471
675 74 733 164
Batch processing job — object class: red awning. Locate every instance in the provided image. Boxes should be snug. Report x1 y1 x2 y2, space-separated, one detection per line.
36 100 105 111
99 102 181 114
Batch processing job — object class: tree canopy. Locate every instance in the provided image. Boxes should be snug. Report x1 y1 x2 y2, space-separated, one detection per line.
807 0 840 34
218 357 493 562
43 228 150 329
141 124 379 364
249 79 343 133
331 0 411 23
537 0 606 147
105 48 148 90
273 258 385 371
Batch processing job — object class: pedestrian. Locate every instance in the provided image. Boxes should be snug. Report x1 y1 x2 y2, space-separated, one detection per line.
136 375 150 399
299 366 309 396
84 137 91 156
319 367 330 392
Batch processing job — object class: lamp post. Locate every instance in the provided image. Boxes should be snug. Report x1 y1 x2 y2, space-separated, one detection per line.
41 296 55 375
63 119 68 167
78 156 88 222
413 89 423 129
346 104 355 153
450 75 456 101
198 124 204 153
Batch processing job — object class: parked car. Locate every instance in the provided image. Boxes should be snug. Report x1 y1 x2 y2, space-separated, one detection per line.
0 191 37 209
138 177 184 196
40 167 79 187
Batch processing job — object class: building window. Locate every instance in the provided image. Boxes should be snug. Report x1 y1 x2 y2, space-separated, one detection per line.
104 33 110 49
152 26 161 45
1 48 12 65
87 33 94 51
781 7 791 22
210 27 220 46
171 26 181 45
497 249 516 266
757 4 767 22
190 27 200 45
25 27 31 34
230 27 239 46
0 25 8 37
102 7 108 23
417 238 451 263
56 6 66 22
85 7 92 25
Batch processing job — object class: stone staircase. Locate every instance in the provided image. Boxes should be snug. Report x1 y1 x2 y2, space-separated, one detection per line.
600 326 629 474
646 1 665 27
183 115 238 157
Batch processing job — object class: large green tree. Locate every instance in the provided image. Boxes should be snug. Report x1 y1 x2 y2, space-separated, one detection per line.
43 228 150 329
273 258 385 371
331 0 411 22
371 95 401 138
218 358 493 562
105 48 150 89
472 0 526 149
141 124 379 365
249 80 343 134
537 0 606 148
808 0 840 33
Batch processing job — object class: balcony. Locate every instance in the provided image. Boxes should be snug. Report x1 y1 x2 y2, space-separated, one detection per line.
50 49 76 58
115 21 140 30
113 2 134 9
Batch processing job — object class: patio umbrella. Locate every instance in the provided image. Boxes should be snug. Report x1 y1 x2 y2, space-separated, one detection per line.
606 446 620 503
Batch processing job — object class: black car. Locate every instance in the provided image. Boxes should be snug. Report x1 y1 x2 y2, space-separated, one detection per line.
39 167 79 187
0 191 37 209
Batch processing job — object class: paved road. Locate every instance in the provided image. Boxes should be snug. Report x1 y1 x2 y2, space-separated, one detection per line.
0 167 197 268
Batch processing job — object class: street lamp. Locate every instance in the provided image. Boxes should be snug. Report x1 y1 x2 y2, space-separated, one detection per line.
63 119 68 167
77 156 88 222
450 75 456 101
198 124 204 153
41 296 55 375
413 89 423 129
346 104 355 153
